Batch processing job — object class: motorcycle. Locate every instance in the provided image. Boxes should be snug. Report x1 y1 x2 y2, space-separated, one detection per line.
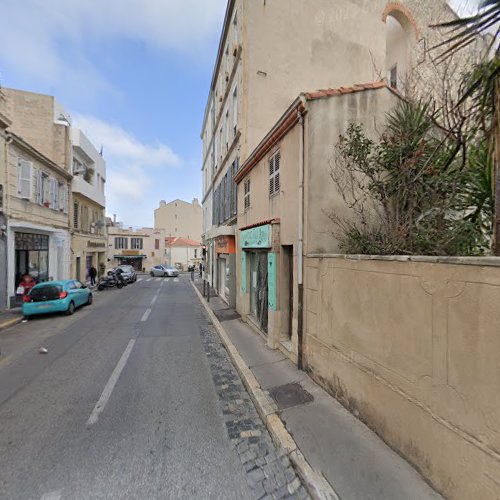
97 270 127 291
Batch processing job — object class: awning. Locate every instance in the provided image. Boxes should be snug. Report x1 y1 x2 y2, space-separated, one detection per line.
114 255 147 259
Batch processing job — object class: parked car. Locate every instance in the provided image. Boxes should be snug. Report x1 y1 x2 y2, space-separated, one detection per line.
117 265 137 283
22 280 92 317
150 265 166 277
150 265 179 278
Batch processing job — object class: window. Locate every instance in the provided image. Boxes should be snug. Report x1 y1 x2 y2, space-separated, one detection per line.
225 109 230 151
219 127 223 161
131 238 143 250
115 237 128 249
231 159 238 216
233 86 238 136
244 179 251 210
73 202 79 229
389 65 398 89
17 159 33 200
50 178 58 210
269 150 281 196
41 172 50 206
59 183 68 213
155 239 160 250
195 249 198 259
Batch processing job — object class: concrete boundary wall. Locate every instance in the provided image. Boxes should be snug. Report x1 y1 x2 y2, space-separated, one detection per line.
304 256 500 500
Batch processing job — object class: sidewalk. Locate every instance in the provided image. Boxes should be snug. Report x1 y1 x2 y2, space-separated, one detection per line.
0 308 23 333
193 279 442 500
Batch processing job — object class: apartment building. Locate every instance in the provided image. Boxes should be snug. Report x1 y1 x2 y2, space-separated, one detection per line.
154 198 202 241
200 0 456 306
71 128 107 282
107 222 165 272
165 237 203 271
2 88 73 307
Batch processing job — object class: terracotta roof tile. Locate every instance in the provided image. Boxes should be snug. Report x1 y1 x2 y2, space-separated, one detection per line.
165 237 201 247
305 81 388 101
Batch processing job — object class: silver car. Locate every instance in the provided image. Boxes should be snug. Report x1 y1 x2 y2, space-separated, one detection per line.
150 265 179 278
162 265 179 277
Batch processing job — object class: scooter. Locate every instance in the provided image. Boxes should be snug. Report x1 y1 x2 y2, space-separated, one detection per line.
97 271 126 291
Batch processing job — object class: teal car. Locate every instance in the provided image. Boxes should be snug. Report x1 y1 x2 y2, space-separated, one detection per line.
22 280 92 317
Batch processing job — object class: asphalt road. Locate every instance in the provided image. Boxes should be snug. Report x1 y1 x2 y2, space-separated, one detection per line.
0 275 254 500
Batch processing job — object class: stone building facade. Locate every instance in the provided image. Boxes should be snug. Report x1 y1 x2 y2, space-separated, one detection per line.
1 89 73 307
71 128 107 282
154 198 202 241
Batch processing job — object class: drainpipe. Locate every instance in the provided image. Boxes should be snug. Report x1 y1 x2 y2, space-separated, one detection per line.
297 107 305 370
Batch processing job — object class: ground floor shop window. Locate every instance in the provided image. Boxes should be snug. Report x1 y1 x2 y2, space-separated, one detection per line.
249 252 268 334
15 232 49 287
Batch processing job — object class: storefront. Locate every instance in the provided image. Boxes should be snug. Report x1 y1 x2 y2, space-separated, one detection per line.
239 224 277 336
114 254 147 271
215 235 236 305
15 232 49 286
7 221 71 308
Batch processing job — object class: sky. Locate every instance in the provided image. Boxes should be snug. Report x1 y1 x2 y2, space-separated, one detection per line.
0 0 479 227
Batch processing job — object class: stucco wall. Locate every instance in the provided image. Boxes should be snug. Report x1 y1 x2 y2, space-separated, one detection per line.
304 256 500 500
154 199 202 242
305 87 400 255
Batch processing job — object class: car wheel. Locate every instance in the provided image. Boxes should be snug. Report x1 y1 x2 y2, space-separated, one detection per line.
66 301 75 316
98 285 105 291
87 293 93 305
150 272 154 277
117 282 123 289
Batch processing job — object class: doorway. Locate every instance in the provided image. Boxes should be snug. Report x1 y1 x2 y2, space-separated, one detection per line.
282 245 293 341
76 257 81 281
250 252 268 334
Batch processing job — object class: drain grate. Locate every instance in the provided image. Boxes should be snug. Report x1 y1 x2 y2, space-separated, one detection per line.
214 308 241 322
268 382 313 410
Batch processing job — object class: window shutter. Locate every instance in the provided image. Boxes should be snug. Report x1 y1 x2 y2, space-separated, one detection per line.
274 152 280 193
226 172 231 220
17 159 33 200
35 170 43 204
63 185 69 214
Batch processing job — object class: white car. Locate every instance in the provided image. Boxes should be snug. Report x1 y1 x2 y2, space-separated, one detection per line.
150 265 179 278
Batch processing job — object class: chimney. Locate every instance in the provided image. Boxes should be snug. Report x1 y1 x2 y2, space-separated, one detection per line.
113 214 117 224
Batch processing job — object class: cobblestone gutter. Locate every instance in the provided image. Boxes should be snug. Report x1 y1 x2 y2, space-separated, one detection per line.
197 305 309 500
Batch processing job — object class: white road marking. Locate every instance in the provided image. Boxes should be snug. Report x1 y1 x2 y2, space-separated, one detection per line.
141 308 152 322
174 278 179 283
166 278 170 282
41 491 62 500
156 278 161 282
87 340 136 426
146 278 152 282
137 278 143 282
151 296 158 305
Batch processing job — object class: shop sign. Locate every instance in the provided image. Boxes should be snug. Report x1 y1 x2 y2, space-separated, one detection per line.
240 225 271 249
88 241 106 248
216 236 235 255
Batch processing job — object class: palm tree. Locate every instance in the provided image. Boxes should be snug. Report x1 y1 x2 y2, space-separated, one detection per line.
432 0 500 253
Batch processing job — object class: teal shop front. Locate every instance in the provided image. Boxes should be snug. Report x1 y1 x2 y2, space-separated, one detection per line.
240 224 277 335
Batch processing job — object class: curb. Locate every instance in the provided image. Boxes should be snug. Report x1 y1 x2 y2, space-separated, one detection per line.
0 316 23 333
191 281 340 500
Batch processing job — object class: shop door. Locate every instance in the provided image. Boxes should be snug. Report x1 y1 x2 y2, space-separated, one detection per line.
15 233 49 287
250 252 268 334
86 255 93 281
219 258 227 301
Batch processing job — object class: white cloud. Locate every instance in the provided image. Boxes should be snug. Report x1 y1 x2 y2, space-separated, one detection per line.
74 114 181 224
0 0 226 94
448 0 481 16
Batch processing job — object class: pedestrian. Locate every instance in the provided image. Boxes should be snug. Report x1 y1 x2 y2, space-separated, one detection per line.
89 266 97 286
16 274 36 299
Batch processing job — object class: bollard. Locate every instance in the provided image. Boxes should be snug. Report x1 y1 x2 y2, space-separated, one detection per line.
207 281 210 303
191 270 194 281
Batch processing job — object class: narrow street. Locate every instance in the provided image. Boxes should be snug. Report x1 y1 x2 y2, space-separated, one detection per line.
0 276 305 500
